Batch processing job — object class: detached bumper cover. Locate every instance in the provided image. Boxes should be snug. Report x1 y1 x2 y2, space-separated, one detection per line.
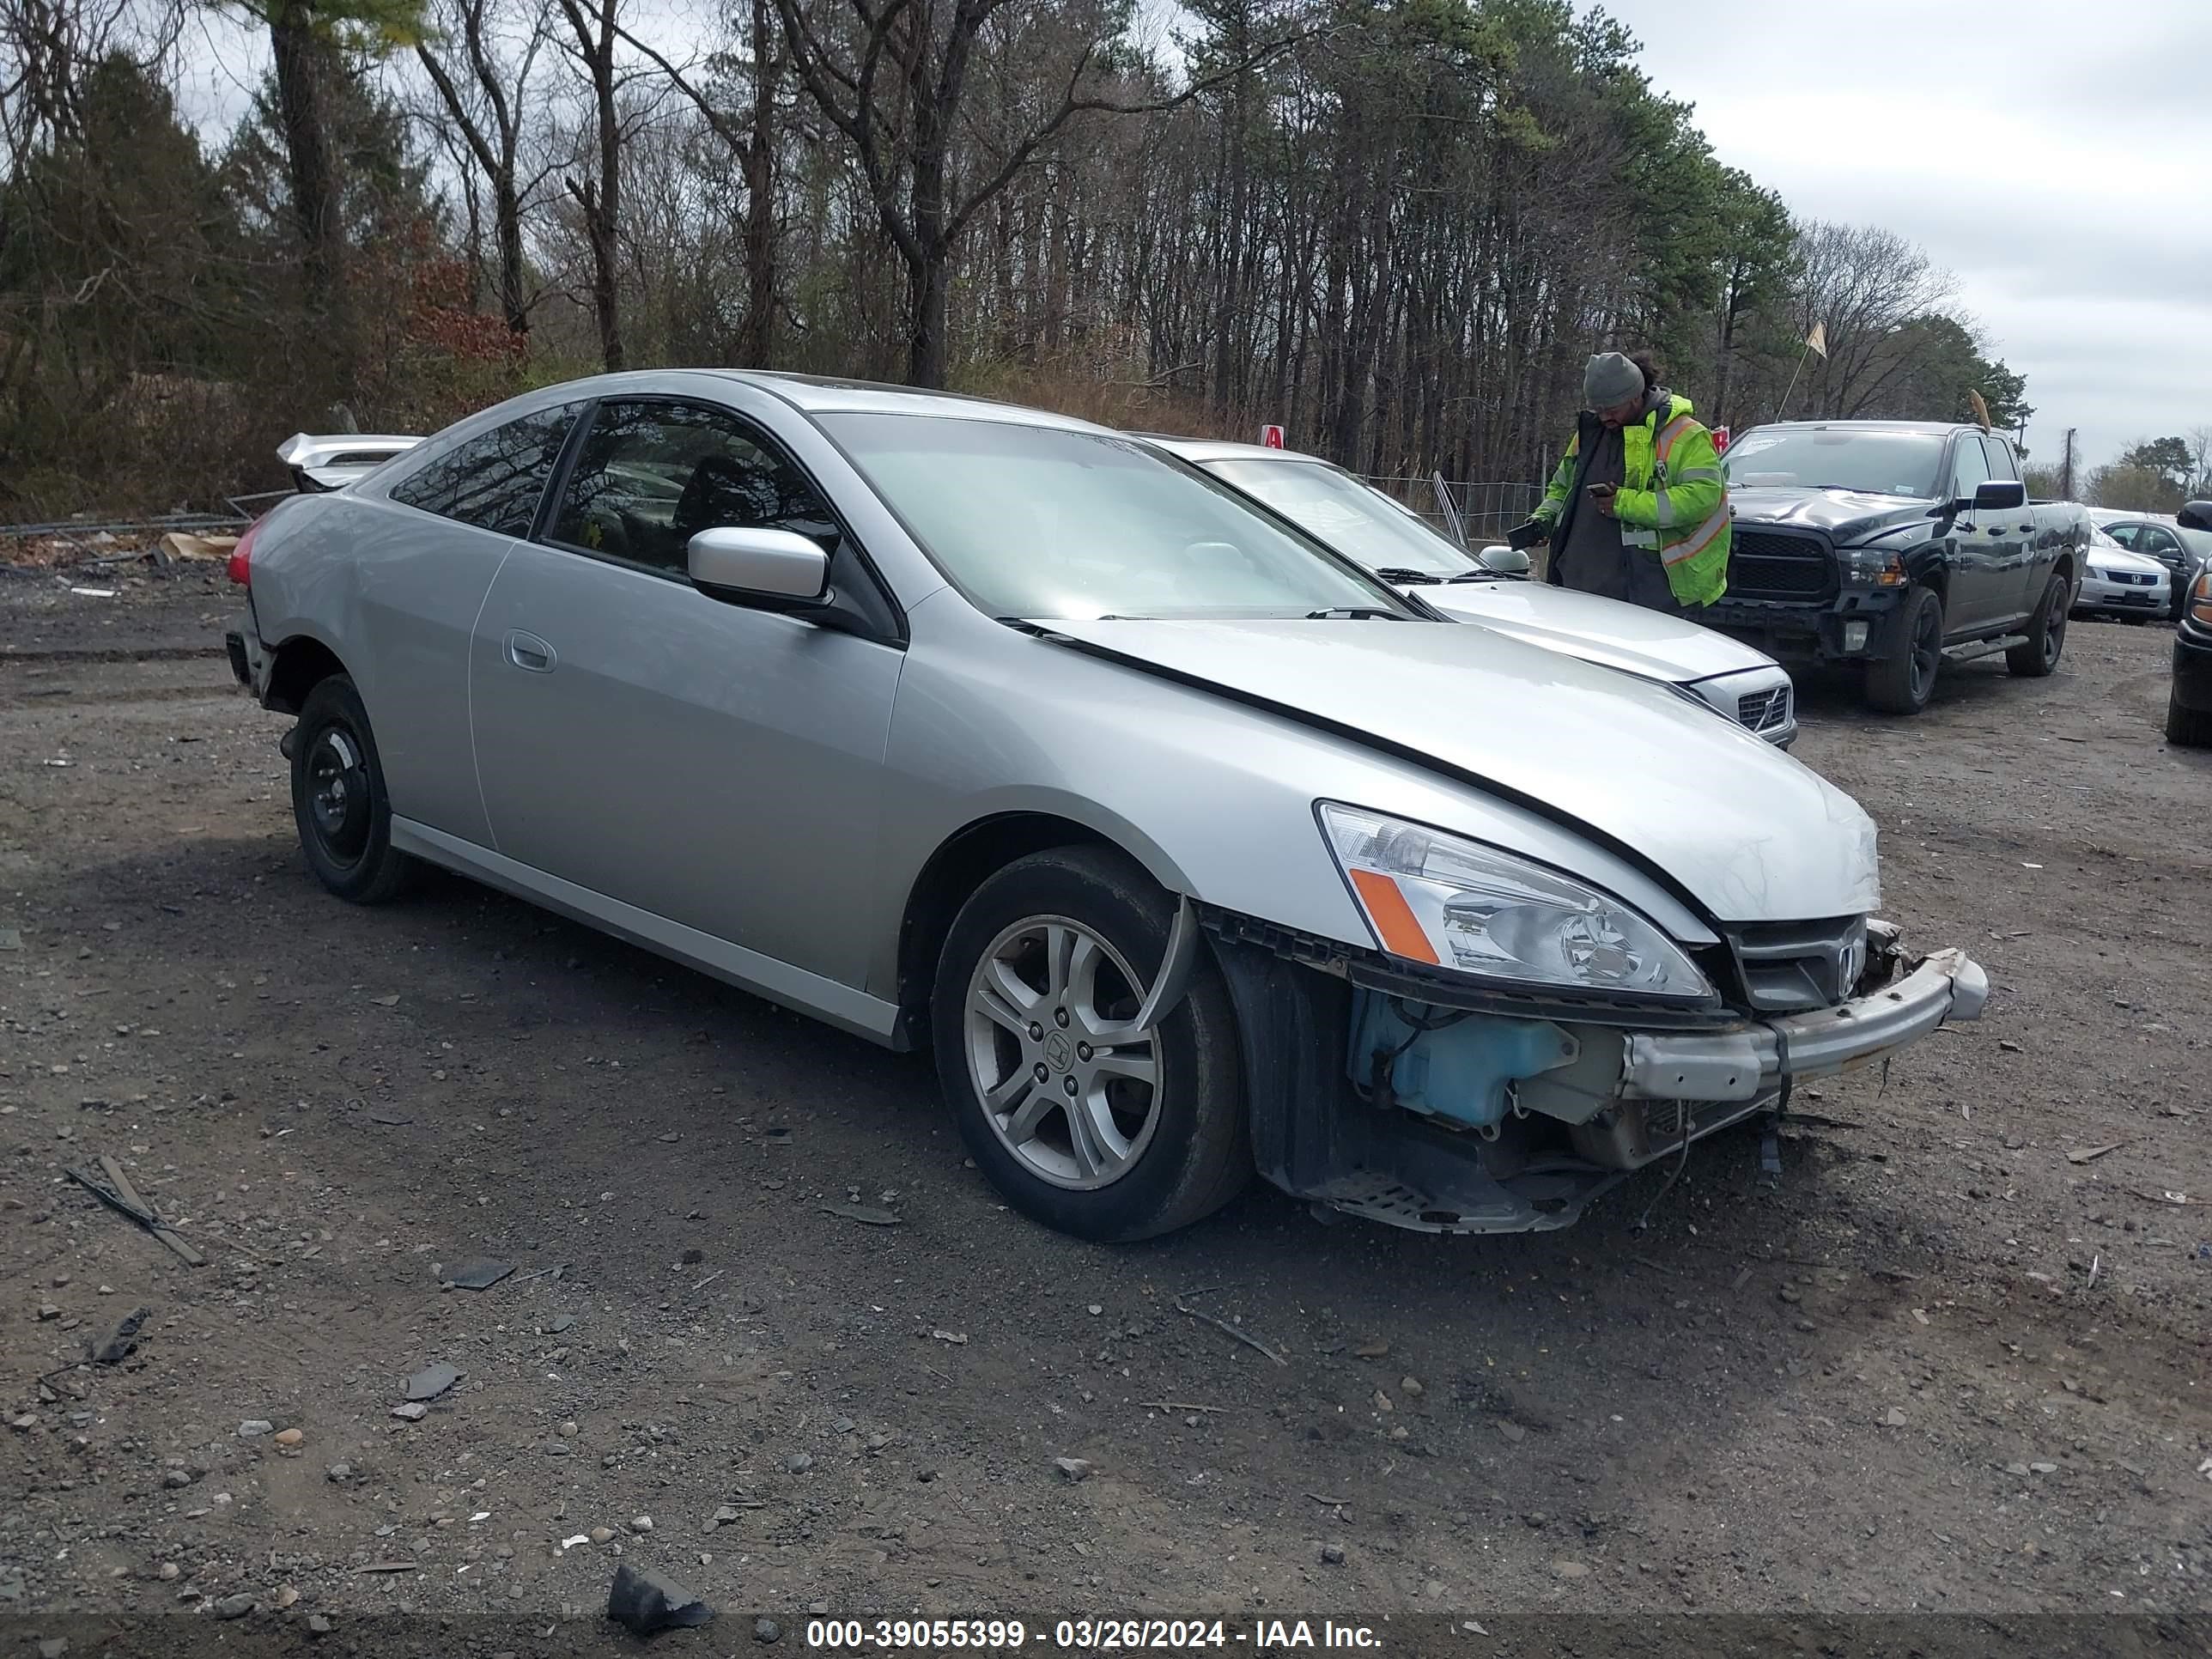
1622 947 1987 1103
224 611 271 702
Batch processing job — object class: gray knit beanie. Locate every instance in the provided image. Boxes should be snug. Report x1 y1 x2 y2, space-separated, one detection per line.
1584 351 1645 409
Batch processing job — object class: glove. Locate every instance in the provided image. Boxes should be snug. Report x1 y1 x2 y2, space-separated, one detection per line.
1505 518 1547 551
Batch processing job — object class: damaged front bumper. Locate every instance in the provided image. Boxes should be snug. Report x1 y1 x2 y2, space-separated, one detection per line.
1621 947 1987 1103
1211 917 1987 1237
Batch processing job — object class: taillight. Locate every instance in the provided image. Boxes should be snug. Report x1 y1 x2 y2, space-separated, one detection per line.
227 515 264 586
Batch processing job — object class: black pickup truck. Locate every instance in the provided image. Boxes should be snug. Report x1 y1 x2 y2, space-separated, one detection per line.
1705 421 2091 714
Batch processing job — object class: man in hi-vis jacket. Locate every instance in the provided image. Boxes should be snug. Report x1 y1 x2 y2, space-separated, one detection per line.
1509 350 1730 616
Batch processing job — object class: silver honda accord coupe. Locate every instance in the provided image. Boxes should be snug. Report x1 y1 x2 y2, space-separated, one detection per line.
224 371 1985 1243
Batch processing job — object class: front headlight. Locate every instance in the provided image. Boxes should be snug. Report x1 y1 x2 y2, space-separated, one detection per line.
2191 569 2212 627
1319 804 1716 1000
1839 545 1905 586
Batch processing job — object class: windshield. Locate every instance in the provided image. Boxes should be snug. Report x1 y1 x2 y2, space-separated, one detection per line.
819 414 1414 621
1724 428 1946 498
1200 457 1474 580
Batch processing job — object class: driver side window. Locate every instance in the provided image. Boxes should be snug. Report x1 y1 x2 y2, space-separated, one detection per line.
548 401 839 575
1948 437 1993 502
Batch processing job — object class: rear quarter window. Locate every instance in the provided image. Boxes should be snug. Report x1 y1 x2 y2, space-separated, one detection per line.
387 404 582 536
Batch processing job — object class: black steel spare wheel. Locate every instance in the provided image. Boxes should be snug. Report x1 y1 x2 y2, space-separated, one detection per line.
307 727 371 866
289 673 418 904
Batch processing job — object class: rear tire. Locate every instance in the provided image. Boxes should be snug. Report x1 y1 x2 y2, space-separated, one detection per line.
2007 574 2069 676
2166 690 2212 747
932 846 1249 1242
290 675 418 904
1864 587 1942 714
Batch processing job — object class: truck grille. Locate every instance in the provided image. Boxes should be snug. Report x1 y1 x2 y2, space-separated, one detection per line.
1729 531 1837 601
1736 685 1793 732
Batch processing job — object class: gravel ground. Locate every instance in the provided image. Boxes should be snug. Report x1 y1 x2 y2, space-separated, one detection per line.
2 566 2207 1656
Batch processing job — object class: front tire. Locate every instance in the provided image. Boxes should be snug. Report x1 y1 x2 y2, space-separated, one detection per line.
932 847 1249 1242
290 675 418 904
2007 573 2069 677
1864 586 1943 714
2167 689 2212 747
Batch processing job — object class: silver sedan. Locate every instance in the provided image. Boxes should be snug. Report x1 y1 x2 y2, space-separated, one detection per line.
224 372 1984 1242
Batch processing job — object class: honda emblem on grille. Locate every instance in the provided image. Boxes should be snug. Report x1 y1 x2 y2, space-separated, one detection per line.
1838 935 1865 994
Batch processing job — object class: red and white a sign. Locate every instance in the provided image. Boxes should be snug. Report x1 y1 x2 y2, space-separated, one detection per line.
1258 424 1285 449
1711 424 1731 454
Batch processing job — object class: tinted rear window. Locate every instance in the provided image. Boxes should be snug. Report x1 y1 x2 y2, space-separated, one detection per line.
389 404 581 536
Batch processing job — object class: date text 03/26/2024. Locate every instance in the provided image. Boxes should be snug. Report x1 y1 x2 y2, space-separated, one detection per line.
803 1619 1382 1650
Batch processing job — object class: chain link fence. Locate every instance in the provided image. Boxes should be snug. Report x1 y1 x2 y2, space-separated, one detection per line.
1362 475 1545 550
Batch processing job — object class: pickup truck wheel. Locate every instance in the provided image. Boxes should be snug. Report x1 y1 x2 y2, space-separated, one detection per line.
290 675 419 904
1863 587 1942 714
2007 574 2069 677
2166 690 2212 747
933 847 1249 1243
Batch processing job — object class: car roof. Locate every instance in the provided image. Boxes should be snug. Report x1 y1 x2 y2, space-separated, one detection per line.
1137 434 1337 466
715 370 1109 432
1737 420 1967 437
484 368 1118 435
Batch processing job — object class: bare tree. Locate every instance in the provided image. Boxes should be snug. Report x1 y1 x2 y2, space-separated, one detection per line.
555 0 625 368
1787 222 1957 419
771 0 1291 387
415 0 553 337
617 0 782 365
224 0 427 313
2185 423 2212 501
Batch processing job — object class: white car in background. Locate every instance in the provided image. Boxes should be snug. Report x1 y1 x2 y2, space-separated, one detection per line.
1145 436 1798 746
2074 527 2175 621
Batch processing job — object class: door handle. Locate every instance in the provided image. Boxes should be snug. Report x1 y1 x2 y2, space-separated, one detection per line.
504 629 556 673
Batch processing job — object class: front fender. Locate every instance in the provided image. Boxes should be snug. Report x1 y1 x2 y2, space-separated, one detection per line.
865 599 1720 1006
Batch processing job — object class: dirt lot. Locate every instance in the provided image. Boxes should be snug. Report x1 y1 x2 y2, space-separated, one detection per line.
3 563 2209 1655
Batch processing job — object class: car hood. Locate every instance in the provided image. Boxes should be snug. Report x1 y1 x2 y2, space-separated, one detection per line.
1727 485 1938 547
1415 580 1773 684
2087 546 2166 575
1038 617 1877 925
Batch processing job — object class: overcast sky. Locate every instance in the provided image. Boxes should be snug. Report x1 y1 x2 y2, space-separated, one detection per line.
1605 0 2212 471
175 1 2209 470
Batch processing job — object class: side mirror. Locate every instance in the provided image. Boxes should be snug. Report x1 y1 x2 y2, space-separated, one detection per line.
688 526 830 605
1478 544 1530 576
1963 479 2026 514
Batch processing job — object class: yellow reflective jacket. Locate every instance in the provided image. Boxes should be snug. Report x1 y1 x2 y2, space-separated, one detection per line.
1534 392 1731 608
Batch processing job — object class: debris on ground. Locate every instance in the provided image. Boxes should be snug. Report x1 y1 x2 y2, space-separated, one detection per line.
87 1305 149 1365
157 532 238 564
390 1402 428 1422
444 1258 514 1291
1175 1299 1287 1365
1053 1455 1093 1480
405 1362 460 1401
2067 1143 2124 1165
822 1202 899 1225
605 1563 714 1636
64 1158 206 1266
